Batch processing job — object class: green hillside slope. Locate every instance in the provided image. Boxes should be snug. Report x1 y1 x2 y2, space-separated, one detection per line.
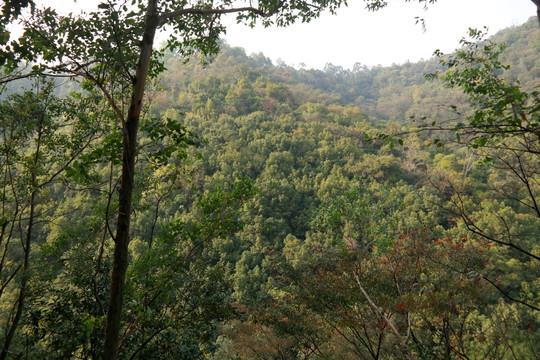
0 16 538 359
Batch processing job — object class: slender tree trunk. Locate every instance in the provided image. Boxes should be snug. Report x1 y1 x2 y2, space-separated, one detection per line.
0 109 44 360
102 1 160 359
532 0 540 25
0 192 35 360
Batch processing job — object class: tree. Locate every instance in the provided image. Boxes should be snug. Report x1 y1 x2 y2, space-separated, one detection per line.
377 26 538 268
1 0 356 358
428 28 539 152
233 180 526 359
425 28 539 262
392 27 540 313
0 78 106 359
3 1 535 358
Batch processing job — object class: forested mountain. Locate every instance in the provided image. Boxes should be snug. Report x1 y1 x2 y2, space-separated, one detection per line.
0 11 538 359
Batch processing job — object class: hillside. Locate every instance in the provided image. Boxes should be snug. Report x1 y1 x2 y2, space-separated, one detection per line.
145 17 539 358
153 17 539 122
0 14 538 359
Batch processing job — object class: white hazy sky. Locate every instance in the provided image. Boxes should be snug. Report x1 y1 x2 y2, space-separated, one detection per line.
222 0 537 69
40 0 537 69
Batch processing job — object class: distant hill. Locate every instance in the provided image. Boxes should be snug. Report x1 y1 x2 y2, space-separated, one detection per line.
153 17 539 124
0 12 537 360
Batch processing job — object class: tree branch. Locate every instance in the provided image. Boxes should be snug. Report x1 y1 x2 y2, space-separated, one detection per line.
353 267 406 347
159 5 280 25
481 275 540 311
460 212 540 261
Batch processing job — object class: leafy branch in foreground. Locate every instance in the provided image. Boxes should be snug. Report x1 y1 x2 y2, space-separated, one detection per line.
429 28 539 150
426 29 540 149
369 28 539 313
374 27 539 154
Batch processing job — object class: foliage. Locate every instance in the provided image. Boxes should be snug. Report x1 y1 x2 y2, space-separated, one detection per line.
428 27 540 150
0 10 538 359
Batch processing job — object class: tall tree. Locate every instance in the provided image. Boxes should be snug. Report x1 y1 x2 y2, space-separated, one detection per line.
3 1 536 358
0 79 101 360
1 1 354 358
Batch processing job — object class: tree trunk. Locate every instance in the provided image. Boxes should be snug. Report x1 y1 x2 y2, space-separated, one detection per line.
532 0 540 25
102 1 159 359
0 105 44 360
0 192 35 360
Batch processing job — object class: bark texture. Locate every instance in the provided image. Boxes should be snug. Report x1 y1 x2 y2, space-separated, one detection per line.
102 0 159 358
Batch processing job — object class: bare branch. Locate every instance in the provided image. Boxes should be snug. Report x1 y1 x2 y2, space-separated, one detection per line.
159 5 281 25
460 212 540 261
481 275 540 311
353 267 406 347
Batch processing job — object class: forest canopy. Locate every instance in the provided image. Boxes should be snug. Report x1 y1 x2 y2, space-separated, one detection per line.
0 0 538 358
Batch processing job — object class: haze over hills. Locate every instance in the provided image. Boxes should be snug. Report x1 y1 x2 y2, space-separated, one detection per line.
154 17 539 122
134 18 538 358
0 14 538 359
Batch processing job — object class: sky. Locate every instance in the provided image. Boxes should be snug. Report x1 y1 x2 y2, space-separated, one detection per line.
38 0 537 70
221 0 537 69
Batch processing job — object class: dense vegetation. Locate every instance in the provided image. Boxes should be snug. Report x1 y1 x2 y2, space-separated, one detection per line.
1 4 539 358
